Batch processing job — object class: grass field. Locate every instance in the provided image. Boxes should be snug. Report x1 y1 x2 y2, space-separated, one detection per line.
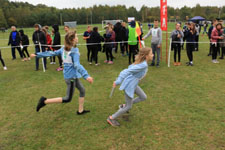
0 23 225 150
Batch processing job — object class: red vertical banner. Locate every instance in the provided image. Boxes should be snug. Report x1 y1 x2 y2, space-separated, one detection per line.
160 0 167 31
160 0 168 63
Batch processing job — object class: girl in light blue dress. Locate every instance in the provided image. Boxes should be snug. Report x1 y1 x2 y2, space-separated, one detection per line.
107 47 153 126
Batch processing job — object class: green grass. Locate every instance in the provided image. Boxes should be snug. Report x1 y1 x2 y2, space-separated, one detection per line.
0 23 225 150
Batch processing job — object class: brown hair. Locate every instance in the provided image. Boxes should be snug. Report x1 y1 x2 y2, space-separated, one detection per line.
64 25 70 28
134 47 152 64
64 31 77 51
216 23 223 29
41 28 47 35
44 26 49 30
190 23 196 34
34 24 39 28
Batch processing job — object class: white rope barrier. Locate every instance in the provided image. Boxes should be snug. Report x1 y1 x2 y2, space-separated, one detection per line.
0 40 224 50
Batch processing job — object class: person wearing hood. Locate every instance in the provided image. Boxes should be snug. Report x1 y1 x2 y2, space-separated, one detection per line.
52 24 63 71
8 26 23 60
89 27 102 65
19 29 30 61
32 24 47 71
114 22 124 54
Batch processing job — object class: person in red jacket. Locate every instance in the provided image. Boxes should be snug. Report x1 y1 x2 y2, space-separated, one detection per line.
211 23 224 63
42 28 53 64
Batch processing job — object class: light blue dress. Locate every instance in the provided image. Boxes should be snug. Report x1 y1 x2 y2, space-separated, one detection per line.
115 61 148 98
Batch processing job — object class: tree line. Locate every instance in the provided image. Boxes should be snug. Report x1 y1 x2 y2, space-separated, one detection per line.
0 0 224 28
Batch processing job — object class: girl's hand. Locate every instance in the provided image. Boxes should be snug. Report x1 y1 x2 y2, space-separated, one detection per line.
86 77 93 84
113 82 116 88
30 54 36 58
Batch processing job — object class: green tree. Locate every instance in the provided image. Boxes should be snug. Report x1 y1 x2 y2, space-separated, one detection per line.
0 8 7 27
8 17 16 27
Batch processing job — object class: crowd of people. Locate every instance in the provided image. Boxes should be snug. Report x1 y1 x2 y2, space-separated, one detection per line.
3 24 72 71
82 19 163 67
0 18 225 71
170 18 225 66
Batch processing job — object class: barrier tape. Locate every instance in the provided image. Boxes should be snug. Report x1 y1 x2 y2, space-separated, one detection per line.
1 40 225 50
0 30 105 41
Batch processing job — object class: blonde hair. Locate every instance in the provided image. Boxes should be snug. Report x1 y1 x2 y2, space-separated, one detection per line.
64 31 77 51
134 47 152 64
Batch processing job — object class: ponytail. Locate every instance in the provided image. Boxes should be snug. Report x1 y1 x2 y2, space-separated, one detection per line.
64 31 77 51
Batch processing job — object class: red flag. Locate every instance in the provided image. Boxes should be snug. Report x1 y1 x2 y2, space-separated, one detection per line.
160 0 167 31
136 22 142 48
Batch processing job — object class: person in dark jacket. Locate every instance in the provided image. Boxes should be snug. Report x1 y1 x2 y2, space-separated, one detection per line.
90 27 102 65
32 24 47 71
52 24 63 71
185 23 197 66
83 26 93 63
170 23 184 66
104 25 115 64
122 22 128 56
8 26 23 60
114 22 124 54
19 30 30 61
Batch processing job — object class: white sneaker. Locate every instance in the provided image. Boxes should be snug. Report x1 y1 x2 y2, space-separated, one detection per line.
3 67 7 70
50 62 54 65
212 60 216 63
95 63 100 66
53 62 56 65
89 62 92 65
215 60 219 63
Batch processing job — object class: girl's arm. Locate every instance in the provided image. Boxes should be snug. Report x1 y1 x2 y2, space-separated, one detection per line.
72 51 90 80
115 63 147 85
36 48 63 58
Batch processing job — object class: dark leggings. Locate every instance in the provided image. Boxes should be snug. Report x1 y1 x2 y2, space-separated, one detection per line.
22 46 30 58
174 44 181 62
62 79 85 103
221 47 225 58
129 45 137 64
91 45 99 64
124 42 128 54
11 45 23 59
87 45 92 62
195 35 199 50
212 44 219 60
0 50 6 67
58 56 63 67
115 41 125 54
209 43 212 55
35 47 47 70
105 46 113 61
186 43 194 62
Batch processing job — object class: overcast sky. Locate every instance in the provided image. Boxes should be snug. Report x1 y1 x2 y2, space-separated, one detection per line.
13 0 225 10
